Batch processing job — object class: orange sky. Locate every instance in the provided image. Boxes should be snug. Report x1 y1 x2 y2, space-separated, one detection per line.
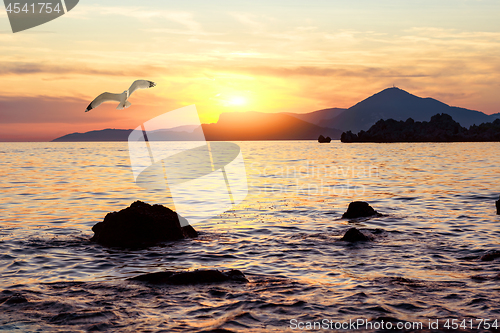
1 0 500 141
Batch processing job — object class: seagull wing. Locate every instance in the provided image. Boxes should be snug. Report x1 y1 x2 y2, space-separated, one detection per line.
128 80 156 97
85 92 123 112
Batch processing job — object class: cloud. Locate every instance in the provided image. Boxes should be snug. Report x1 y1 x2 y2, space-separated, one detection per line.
0 61 171 77
143 28 224 37
219 65 430 78
230 13 266 31
72 5 203 32
0 96 116 124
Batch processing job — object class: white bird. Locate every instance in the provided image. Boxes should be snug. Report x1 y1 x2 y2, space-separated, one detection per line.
85 80 156 112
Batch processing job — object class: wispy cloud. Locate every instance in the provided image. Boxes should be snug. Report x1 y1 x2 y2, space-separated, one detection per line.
227 65 430 78
72 5 203 32
142 28 224 37
0 95 114 124
0 61 170 77
230 12 266 32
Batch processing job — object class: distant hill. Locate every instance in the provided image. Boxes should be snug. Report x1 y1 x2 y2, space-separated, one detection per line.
326 87 496 133
283 108 346 125
52 129 133 142
52 127 205 142
52 112 342 142
202 111 342 140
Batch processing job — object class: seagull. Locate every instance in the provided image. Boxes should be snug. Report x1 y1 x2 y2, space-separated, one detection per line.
85 80 156 112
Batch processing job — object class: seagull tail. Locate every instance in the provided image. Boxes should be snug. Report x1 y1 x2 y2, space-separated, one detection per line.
117 101 132 110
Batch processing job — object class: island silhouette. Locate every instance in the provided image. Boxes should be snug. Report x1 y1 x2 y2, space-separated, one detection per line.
341 113 500 142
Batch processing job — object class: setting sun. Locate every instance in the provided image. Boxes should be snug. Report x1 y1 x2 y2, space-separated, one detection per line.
229 96 247 106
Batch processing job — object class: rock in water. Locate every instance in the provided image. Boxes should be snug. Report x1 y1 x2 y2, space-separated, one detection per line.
480 250 500 261
90 201 197 247
340 228 370 242
318 135 332 143
0 294 28 305
128 269 248 284
496 196 500 215
342 201 380 218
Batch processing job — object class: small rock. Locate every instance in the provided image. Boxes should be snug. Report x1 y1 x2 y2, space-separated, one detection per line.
128 269 248 285
496 196 499 215
340 228 371 242
480 250 500 261
90 201 197 247
318 135 332 143
2 294 28 305
342 201 380 218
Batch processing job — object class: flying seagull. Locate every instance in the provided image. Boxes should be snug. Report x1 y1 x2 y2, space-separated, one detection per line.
85 80 156 112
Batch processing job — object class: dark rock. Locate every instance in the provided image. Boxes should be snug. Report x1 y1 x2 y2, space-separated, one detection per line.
1 294 28 305
340 228 371 242
470 275 489 281
480 250 500 261
340 130 358 143
496 196 499 215
198 329 237 333
128 269 248 285
318 135 331 143
90 201 197 247
342 201 380 218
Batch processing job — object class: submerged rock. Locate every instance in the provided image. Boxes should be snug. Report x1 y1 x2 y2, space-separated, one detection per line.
0 294 28 305
128 269 248 285
340 227 371 242
480 250 500 261
342 201 380 219
90 201 197 247
318 135 332 143
496 196 499 215
471 273 500 281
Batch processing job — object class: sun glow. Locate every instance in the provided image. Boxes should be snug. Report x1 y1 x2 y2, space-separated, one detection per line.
228 96 247 106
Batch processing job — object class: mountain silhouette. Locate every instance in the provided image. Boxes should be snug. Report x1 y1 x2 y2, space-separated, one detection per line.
202 111 342 140
52 129 133 142
52 112 342 141
283 107 346 125
325 87 495 133
52 87 497 142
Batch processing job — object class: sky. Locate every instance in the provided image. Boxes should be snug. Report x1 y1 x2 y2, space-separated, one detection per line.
1 0 500 141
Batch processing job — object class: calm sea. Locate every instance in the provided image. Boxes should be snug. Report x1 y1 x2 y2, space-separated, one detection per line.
0 141 499 332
